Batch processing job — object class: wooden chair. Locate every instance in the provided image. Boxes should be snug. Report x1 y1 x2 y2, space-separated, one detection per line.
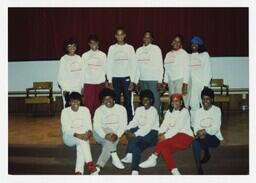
25 82 54 116
210 79 230 110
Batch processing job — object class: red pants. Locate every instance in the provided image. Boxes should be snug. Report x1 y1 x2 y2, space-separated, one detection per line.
83 83 105 117
155 133 193 170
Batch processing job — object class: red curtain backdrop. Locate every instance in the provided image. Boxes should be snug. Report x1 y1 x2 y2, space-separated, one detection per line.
8 8 248 61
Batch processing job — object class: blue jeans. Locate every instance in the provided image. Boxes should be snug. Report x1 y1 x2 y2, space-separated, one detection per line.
112 77 133 122
126 127 158 171
192 134 220 162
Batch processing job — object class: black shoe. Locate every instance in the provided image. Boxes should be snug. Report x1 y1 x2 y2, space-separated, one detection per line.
198 167 204 175
200 153 211 164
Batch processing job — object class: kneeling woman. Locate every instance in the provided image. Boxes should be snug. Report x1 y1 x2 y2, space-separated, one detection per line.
121 89 159 175
139 93 193 175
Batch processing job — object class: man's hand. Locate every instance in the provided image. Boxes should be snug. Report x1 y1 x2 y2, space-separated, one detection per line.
74 133 86 141
182 83 188 95
125 130 135 140
128 82 135 91
107 82 114 90
197 129 206 139
84 130 92 141
158 133 166 142
105 133 118 142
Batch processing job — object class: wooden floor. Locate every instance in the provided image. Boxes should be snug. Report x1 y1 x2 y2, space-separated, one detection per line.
8 110 249 146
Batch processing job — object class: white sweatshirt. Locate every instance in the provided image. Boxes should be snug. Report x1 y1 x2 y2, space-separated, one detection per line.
81 49 107 84
61 106 92 136
135 44 164 83
93 104 127 138
127 106 159 137
107 43 138 83
164 48 190 84
190 52 212 87
159 108 193 139
194 105 224 141
57 54 83 93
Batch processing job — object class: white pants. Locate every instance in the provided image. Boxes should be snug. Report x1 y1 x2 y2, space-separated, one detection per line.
63 133 93 174
168 78 191 108
93 130 119 167
189 80 204 127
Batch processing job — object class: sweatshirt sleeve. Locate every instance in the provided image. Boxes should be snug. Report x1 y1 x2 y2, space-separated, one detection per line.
84 108 92 131
102 52 108 81
205 107 222 135
164 109 190 139
126 108 140 130
182 52 190 84
159 112 170 134
202 52 212 86
60 109 74 136
93 108 106 138
155 46 164 83
116 107 128 138
163 54 169 83
57 57 68 91
134 109 159 137
129 46 139 83
107 46 113 83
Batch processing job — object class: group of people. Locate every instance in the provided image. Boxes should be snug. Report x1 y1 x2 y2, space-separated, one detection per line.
58 27 223 175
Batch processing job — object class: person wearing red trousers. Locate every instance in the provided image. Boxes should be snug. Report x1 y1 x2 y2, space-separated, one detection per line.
81 34 108 117
139 93 193 175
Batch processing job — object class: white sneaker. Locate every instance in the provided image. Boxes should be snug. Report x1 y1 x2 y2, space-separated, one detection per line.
171 168 181 175
121 153 132 163
90 167 100 175
131 170 139 175
139 154 158 168
111 152 125 169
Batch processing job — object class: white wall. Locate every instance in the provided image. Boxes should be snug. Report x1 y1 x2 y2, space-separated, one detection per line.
8 57 249 92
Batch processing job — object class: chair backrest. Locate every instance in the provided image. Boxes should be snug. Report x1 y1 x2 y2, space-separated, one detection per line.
210 79 224 87
33 82 53 89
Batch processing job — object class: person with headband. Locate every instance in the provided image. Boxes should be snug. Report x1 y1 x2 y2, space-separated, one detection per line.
188 36 212 128
139 93 193 175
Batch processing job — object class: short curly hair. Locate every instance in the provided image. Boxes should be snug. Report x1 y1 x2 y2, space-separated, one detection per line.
201 87 214 99
63 38 79 54
99 88 116 103
139 89 155 105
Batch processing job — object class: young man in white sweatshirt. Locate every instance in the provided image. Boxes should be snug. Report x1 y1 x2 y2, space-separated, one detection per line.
61 92 99 175
58 39 83 108
93 88 127 173
139 93 193 175
82 34 107 117
188 36 212 127
163 34 191 108
107 27 138 122
121 89 159 175
135 31 164 114
192 87 223 174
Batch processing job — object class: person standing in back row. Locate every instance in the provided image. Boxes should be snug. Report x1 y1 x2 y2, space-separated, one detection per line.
58 38 83 108
188 36 212 128
163 34 190 108
81 34 107 118
107 27 138 122
135 31 164 115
